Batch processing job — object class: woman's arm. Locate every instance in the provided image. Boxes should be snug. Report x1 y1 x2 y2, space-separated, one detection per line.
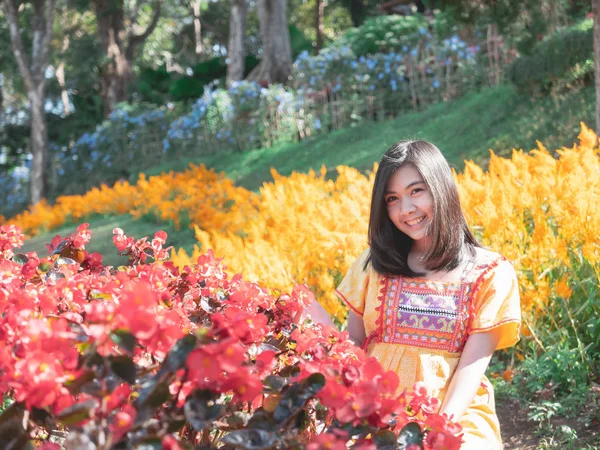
302 302 367 346
347 310 367 347
439 328 502 420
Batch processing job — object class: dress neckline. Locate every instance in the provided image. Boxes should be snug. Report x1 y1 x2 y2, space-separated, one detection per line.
399 257 476 287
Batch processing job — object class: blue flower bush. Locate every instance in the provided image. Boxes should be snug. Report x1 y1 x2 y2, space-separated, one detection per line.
292 25 480 119
162 81 321 154
50 106 171 197
33 13 500 204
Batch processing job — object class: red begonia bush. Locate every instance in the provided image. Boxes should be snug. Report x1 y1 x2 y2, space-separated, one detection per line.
0 224 462 449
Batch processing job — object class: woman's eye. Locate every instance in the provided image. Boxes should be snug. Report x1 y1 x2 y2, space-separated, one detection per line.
411 188 423 195
385 196 397 203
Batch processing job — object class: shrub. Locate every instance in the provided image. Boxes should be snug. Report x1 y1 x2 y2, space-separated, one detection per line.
0 224 462 448
506 18 594 95
50 105 172 198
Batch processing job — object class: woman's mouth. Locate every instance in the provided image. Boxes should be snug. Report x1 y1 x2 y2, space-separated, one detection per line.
405 216 426 226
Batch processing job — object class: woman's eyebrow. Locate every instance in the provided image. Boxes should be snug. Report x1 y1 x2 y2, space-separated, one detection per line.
385 180 425 194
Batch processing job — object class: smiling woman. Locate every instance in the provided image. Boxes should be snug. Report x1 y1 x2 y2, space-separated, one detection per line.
307 139 521 449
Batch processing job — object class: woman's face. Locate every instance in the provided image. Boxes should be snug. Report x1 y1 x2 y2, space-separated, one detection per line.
384 164 434 249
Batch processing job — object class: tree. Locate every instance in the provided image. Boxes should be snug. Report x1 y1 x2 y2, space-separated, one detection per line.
91 0 162 116
3 0 58 204
248 0 292 84
226 0 247 87
315 0 324 51
190 0 202 55
594 0 600 135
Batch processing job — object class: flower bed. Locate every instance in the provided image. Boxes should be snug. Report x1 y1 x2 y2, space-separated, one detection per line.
0 224 461 448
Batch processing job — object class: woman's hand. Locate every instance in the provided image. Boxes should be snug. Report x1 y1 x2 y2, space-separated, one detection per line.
301 300 335 328
301 303 367 347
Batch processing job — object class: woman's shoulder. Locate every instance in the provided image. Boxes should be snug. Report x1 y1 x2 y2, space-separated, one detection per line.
349 248 383 279
470 247 516 280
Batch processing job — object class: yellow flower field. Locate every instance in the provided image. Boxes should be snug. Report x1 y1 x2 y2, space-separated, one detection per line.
4 124 599 332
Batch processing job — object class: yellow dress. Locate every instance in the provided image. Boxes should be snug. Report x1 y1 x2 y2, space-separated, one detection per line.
336 248 521 449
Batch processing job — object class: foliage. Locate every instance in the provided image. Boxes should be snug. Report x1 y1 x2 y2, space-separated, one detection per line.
331 14 431 57
0 224 461 448
506 18 594 95
424 0 590 54
49 105 171 197
289 0 353 45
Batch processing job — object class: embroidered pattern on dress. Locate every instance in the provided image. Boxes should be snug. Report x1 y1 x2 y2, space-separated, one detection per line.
376 253 504 353
381 277 468 352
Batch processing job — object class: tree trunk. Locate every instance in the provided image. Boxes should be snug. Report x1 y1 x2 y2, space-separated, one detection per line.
315 0 324 52
56 35 71 115
348 0 366 27
3 0 56 204
249 0 292 84
594 0 600 136
192 0 203 56
226 0 247 87
29 87 48 204
93 0 161 117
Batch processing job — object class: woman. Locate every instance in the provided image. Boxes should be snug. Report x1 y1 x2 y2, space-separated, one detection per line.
306 140 521 448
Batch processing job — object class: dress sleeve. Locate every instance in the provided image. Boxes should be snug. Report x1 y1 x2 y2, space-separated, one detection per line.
335 249 371 317
469 258 521 350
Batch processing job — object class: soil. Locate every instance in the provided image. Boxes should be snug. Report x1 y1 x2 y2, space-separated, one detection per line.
496 396 600 449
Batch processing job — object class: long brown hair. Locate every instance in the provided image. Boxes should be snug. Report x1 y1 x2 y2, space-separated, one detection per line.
366 140 480 277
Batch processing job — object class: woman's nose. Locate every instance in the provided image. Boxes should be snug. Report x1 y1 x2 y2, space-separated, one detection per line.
399 196 416 215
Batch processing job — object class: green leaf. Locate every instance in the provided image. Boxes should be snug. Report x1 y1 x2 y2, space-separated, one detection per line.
50 240 68 256
279 364 300 378
132 439 163 450
184 389 225 431
56 256 78 265
137 380 171 410
373 430 398 449
38 261 53 272
221 430 278 449
0 402 31 450
11 254 29 265
263 375 286 393
110 329 137 354
64 370 96 393
57 399 97 426
246 408 276 431
166 416 187 433
273 373 325 425
160 334 197 375
397 422 424 450
45 269 65 282
110 355 137 385
225 411 251 428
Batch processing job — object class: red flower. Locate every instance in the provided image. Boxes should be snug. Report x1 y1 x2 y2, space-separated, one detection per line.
319 381 349 409
162 434 185 450
225 369 263 402
255 350 277 376
110 404 136 442
11 352 65 409
425 430 463 450
307 431 348 450
212 307 269 344
116 280 159 341
113 228 134 253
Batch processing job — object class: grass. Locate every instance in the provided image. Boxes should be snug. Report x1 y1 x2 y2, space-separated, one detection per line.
138 83 594 191
20 214 197 267
19 82 596 257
